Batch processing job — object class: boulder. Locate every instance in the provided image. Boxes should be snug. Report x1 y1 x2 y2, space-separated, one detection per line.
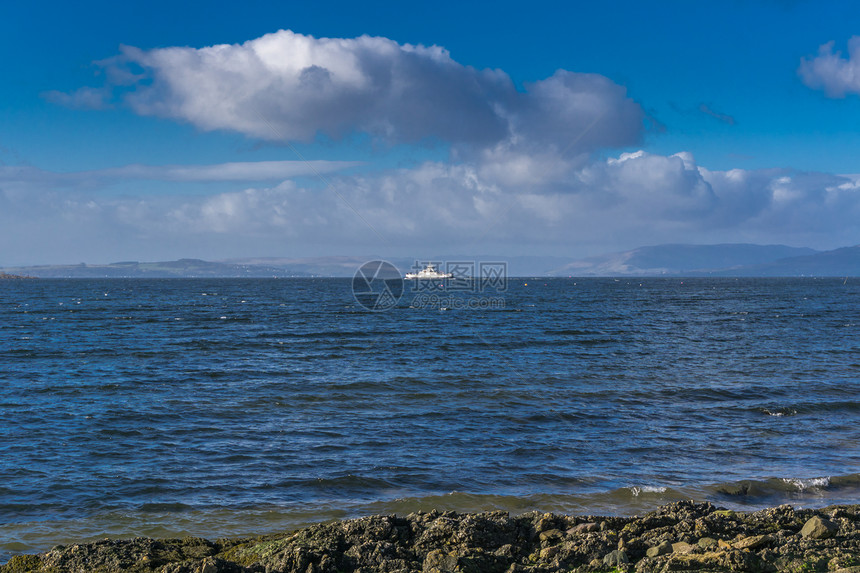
733 534 771 550
801 516 839 540
645 541 672 558
603 549 629 567
671 541 695 554
567 522 599 535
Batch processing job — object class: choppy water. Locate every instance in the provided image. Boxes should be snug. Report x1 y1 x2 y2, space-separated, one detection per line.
1 277 859 561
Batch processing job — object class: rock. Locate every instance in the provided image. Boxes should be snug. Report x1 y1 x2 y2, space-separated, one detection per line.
671 541 695 554
830 555 860 571
423 548 459 572
733 534 771 550
697 536 717 549
534 514 557 533
538 529 563 543
603 549 629 567
539 545 560 560
2 555 43 571
646 541 672 557
665 549 765 572
567 522 599 534
194 558 240 573
801 515 839 539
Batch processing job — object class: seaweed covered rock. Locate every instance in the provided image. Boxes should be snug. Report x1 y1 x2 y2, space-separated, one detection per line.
3 503 860 572
4 537 227 573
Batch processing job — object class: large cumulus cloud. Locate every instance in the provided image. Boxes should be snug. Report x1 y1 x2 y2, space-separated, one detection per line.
58 30 643 155
19 31 860 265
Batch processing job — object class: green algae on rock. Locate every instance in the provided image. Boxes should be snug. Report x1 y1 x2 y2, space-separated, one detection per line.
2 502 859 572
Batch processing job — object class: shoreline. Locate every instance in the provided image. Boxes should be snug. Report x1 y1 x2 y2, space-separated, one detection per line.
2 501 858 572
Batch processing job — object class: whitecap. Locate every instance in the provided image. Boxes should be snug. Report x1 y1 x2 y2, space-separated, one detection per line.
762 407 797 417
782 476 830 491
629 485 667 497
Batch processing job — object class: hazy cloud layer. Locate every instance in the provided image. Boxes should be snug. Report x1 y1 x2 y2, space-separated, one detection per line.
43 86 113 110
5 150 860 265
59 30 644 155
93 160 362 181
0 160 359 196
799 36 860 96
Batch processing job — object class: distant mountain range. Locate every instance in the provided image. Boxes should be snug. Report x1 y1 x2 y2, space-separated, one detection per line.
547 243 860 277
547 244 818 276
3 243 860 277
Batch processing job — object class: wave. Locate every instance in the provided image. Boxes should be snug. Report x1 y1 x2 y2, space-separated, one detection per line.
759 407 798 417
711 473 860 500
629 485 669 497
754 402 860 416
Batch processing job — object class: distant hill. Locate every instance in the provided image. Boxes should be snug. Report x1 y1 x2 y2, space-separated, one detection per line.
223 256 386 277
549 244 818 276
0 259 314 278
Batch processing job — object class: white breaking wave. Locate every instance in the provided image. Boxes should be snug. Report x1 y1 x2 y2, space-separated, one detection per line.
762 407 798 417
782 477 830 491
629 486 668 497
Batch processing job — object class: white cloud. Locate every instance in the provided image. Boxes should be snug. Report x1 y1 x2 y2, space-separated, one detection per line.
15 30 860 264
69 30 643 154
799 37 860 97
8 150 860 266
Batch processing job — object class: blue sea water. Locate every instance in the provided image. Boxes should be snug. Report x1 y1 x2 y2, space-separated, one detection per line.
1 277 859 560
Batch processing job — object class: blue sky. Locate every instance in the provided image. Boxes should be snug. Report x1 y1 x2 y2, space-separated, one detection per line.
3 0 860 265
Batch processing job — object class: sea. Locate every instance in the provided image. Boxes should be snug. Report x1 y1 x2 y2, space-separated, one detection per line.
1 275 859 561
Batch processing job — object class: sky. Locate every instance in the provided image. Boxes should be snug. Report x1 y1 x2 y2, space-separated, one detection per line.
3 0 860 265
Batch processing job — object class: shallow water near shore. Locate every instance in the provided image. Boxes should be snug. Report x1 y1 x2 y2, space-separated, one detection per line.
1 277 859 561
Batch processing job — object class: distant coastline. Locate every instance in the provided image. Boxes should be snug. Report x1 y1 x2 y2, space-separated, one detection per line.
3 242 860 278
0 272 34 280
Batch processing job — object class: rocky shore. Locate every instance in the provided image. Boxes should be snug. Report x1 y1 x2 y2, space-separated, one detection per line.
3 501 859 572
0 272 34 279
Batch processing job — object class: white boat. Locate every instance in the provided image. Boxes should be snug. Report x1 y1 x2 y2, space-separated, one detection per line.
405 263 453 279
